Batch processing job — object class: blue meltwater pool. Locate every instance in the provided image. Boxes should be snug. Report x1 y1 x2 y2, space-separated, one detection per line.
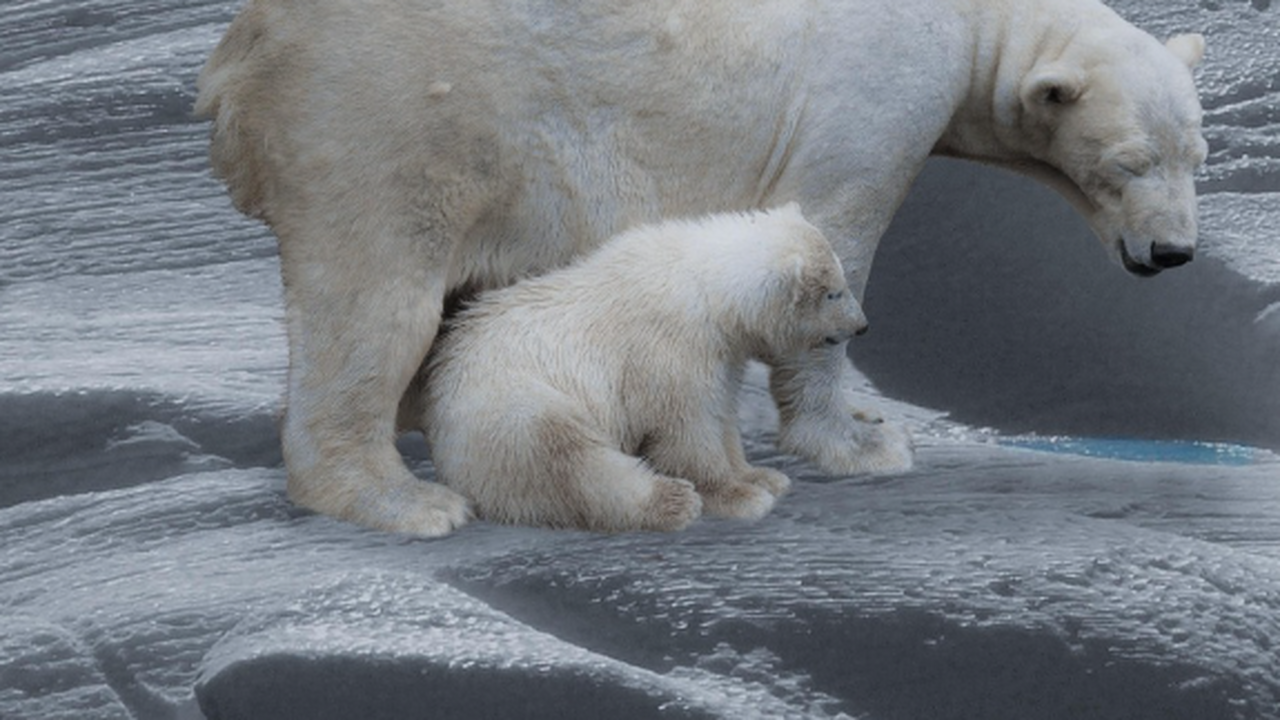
997 437 1268 466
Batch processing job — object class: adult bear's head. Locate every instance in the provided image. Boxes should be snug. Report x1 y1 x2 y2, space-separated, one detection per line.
1015 30 1207 277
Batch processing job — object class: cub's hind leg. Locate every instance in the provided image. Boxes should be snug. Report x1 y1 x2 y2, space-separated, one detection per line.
564 447 703 533
458 414 703 533
644 407 782 522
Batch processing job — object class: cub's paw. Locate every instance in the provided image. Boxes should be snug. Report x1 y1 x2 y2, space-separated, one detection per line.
740 466 792 497
778 409 914 477
641 477 703 532
699 480 776 521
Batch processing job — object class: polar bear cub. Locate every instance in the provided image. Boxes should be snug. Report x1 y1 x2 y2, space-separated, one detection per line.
420 205 867 532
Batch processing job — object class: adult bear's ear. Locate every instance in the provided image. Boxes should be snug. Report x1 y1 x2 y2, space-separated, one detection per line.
1020 63 1085 113
1166 33 1205 69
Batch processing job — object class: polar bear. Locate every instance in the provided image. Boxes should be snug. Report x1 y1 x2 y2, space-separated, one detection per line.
420 206 867 532
196 0 1208 535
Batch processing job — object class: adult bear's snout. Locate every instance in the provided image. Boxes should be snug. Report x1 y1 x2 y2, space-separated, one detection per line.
1150 241 1195 269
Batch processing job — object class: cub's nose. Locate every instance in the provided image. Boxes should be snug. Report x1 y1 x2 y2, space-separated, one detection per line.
825 323 868 346
838 305 869 342
1150 241 1195 268
847 299 869 338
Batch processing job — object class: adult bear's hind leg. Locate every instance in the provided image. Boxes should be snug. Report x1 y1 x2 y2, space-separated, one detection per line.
277 218 470 537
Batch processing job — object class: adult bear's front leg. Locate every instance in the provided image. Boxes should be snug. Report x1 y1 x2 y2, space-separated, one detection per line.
769 342 914 476
277 232 471 537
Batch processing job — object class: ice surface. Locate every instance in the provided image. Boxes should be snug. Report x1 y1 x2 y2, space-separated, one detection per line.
3 447 1280 720
2 0 1279 718
997 437 1264 465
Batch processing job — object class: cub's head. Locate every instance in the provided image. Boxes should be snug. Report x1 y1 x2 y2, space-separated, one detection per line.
1017 30 1207 276
754 204 867 357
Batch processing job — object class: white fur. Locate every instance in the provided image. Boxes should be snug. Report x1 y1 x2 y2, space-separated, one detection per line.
196 0 1207 535
422 206 866 532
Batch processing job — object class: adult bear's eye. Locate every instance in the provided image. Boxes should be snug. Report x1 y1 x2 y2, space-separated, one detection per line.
826 290 843 301
1117 157 1152 176
1111 148 1155 178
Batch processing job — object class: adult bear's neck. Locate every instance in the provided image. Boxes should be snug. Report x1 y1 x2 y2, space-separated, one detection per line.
931 0 1117 214
938 0 1108 157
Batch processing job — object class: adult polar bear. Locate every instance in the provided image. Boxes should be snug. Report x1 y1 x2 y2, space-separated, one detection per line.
197 0 1207 536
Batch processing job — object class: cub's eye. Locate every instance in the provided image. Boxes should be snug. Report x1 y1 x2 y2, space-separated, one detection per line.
826 290 844 301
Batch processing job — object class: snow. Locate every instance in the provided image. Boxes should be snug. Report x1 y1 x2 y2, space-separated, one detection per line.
3 444 1280 719
2 0 1279 718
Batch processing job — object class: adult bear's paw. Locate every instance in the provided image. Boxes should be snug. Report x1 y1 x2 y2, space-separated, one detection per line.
296 474 474 537
777 408 914 477
739 466 792 497
384 482 473 537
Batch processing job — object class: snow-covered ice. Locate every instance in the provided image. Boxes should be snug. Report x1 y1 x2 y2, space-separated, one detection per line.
2 1 1279 718
3 441 1280 719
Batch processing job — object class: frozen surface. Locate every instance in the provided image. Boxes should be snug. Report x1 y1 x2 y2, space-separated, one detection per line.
4 443 1280 720
2 0 1279 718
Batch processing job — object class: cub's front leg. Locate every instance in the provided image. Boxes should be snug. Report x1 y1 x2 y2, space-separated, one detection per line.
770 343 914 476
645 410 785 521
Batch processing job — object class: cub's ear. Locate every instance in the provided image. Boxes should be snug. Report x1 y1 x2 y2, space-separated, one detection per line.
1021 64 1085 113
776 251 808 306
1166 33 1205 69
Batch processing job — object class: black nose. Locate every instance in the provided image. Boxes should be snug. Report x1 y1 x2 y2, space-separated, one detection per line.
1150 242 1194 269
